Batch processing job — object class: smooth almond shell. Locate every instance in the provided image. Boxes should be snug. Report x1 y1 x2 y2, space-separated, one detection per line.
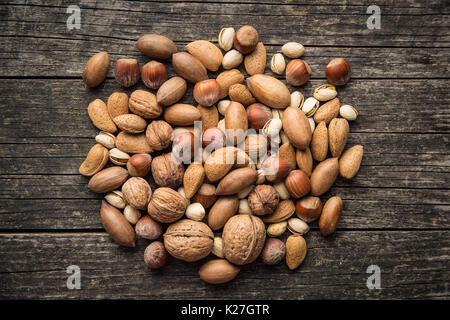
199 259 240 284
183 163 205 198
216 167 257 195
82 52 110 88
319 196 342 236
157 77 187 106
164 104 202 126
79 144 109 176
115 132 153 154
100 201 135 247
286 234 306 270
247 74 291 109
216 69 245 99
314 98 340 125
186 40 223 72
311 121 328 162
328 118 349 158
262 200 296 223
244 42 266 75
113 114 147 134
224 102 248 145
204 147 236 182
136 34 177 60
339 145 363 179
88 166 129 193
282 106 312 150
310 157 339 196
88 99 117 133
107 92 129 119
172 52 208 83
295 147 313 177
208 196 239 230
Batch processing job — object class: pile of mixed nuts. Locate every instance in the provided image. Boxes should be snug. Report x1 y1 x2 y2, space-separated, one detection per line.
80 25 363 284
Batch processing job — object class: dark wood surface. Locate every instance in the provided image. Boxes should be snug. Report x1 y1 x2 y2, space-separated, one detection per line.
0 0 449 300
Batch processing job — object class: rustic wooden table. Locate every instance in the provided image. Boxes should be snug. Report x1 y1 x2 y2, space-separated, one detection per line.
0 0 449 300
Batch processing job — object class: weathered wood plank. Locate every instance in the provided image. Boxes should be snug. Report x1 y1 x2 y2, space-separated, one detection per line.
0 231 448 299
1 1 449 48
0 80 448 138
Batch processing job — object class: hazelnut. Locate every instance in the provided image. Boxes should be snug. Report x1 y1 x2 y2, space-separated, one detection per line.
145 120 173 151
164 219 214 262
247 103 272 131
326 58 351 86
286 59 311 87
193 79 220 107
172 131 195 163
192 183 217 209
121 177 152 210
135 215 163 240
260 156 291 183
147 187 186 223
248 185 280 216
141 61 168 90
144 241 168 269
151 153 184 188
202 126 226 150
285 169 311 198
127 154 152 177
233 25 259 54
185 202 206 221
296 196 322 222
114 58 140 87
260 238 286 265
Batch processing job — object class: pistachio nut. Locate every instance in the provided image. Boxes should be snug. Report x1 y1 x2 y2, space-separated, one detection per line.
308 118 316 133
273 182 290 200
217 100 231 116
218 27 235 51
290 91 304 109
109 148 130 166
222 49 243 70
123 205 141 225
271 109 283 120
280 131 290 145
95 131 116 149
287 217 309 235
313 84 337 102
339 104 358 121
104 190 127 209
263 118 282 140
281 42 305 59
239 199 252 215
270 53 285 75
185 203 206 221
302 97 319 117
212 236 224 258
267 221 288 237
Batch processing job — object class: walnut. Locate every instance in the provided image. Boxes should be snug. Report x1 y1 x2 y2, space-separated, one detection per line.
247 184 279 216
147 187 186 223
222 215 266 265
129 90 162 119
145 120 173 151
121 177 152 210
151 152 184 188
163 219 214 262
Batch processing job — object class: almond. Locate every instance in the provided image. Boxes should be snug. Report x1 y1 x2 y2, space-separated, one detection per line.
311 121 328 161
244 42 266 75
115 132 153 154
172 52 208 83
328 118 349 158
186 40 223 72
197 104 219 131
310 157 339 196
107 92 129 119
216 167 257 195
224 102 248 145
228 84 256 107
318 196 342 236
313 98 340 125
285 234 307 270
183 163 206 199
339 145 363 179
208 196 239 230
279 143 296 170
82 52 110 88
88 166 129 193
282 106 312 150
136 34 177 60
164 104 202 126
113 114 147 134
100 201 135 247
295 147 313 177
79 144 109 176
216 69 245 99
156 77 187 106
88 99 117 133
199 259 240 284
247 74 291 109
262 199 295 223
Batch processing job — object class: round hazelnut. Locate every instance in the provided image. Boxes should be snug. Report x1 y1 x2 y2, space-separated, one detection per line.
121 177 152 210
296 196 323 222
193 79 220 107
326 58 351 86
286 59 311 87
135 215 163 240
163 219 214 262
127 154 152 177
145 120 173 151
260 238 286 265
233 25 259 54
144 241 168 269
114 58 140 87
148 187 186 223
202 126 226 150
285 169 311 198
247 185 279 216
247 103 272 131
222 214 266 265
192 183 217 209
151 153 184 188
141 61 168 90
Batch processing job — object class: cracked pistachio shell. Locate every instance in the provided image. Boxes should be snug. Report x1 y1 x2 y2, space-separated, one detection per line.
340 104 359 121
281 42 305 59
124 205 141 225
287 217 309 235
290 91 304 108
222 49 243 70
218 27 235 51
270 53 286 75
109 148 130 166
267 221 288 237
95 131 116 149
313 84 337 102
302 97 319 117
105 190 127 209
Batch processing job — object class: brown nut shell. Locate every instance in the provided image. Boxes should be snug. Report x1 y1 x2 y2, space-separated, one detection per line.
285 169 311 199
145 120 173 151
135 215 163 240
339 145 363 179
88 99 117 133
115 132 153 154
151 153 184 188
295 147 313 177
228 84 256 107
192 183 217 209
295 196 323 222
144 241 168 269
286 234 307 270
114 58 140 87
313 98 340 125
199 259 240 284
326 58 351 86
208 196 239 230
282 106 312 150
136 34 177 60
172 52 208 83
263 199 296 223
183 163 205 199
224 101 248 145
311 121 328 162
79 144 109 176
148 187 186 223
310 157 339 196
82 51 110 88
100 200 135 247
197 105 219 132
233 25 259 54
141 61 168 90
157 77 187 106
216 167 257 196
261 238 286 265
88 166 129 193
216 69 245 99
129 90 162 120
113 114 147 134
286 59 311 86
244 42 266 76
319 196 342 236
247 74 291 109
121 177 152 210
328 118 349 158
194 79 220 107
107 92 129 119
186 40 223 72
248 184 280 216
164 104 202 126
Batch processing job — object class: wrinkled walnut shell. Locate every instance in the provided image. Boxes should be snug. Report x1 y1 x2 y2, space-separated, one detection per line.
147 187 186 223
247 184 279 216
151 153 185 188
145 120 173 151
